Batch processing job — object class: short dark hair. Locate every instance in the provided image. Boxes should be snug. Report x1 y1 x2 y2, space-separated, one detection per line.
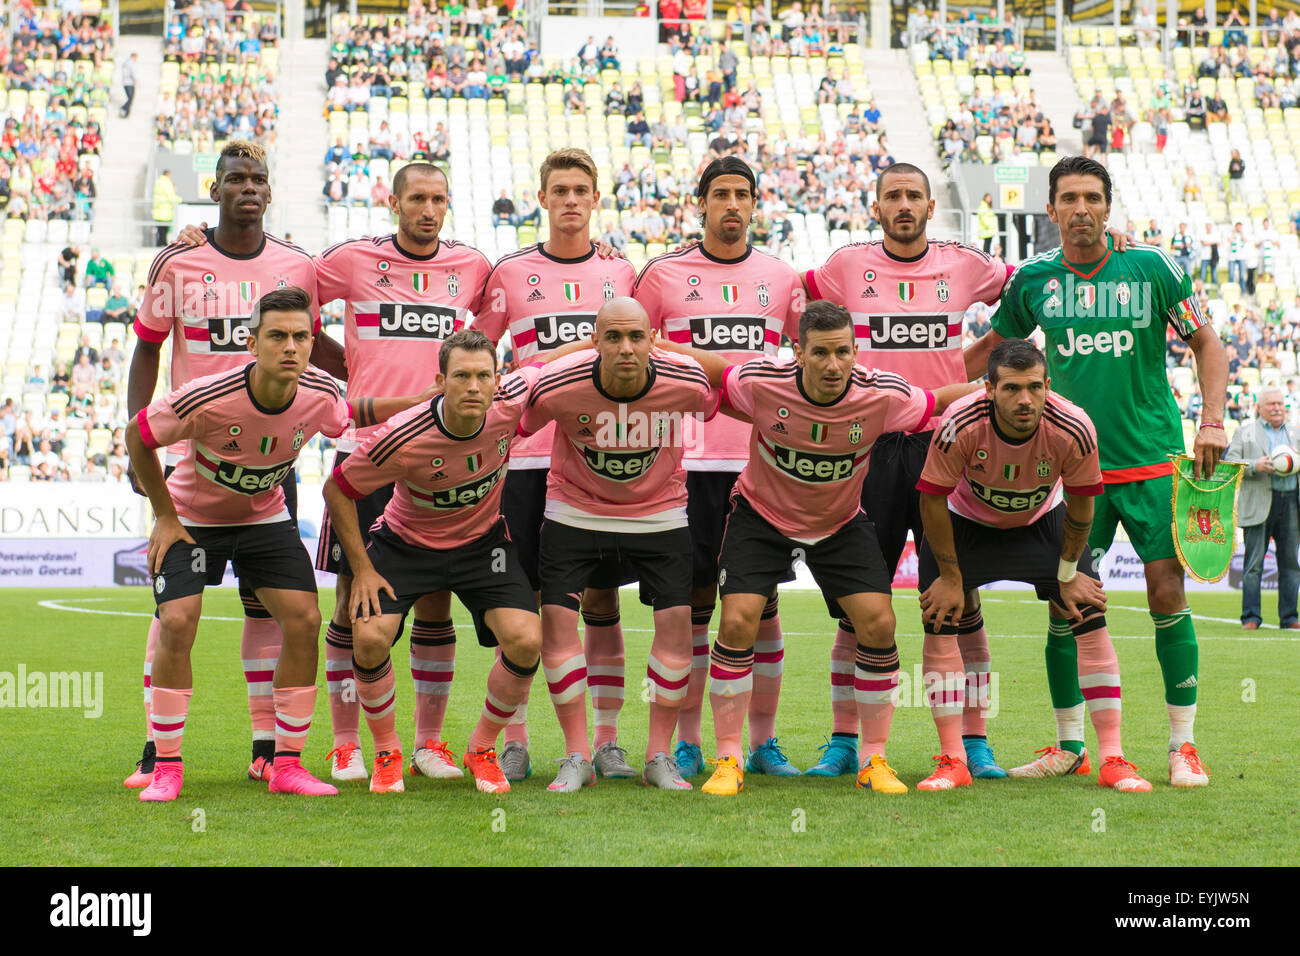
798 300 852 347
393 162 448 198
1049 155 1111 206
988 337 1047 385
250 285 313 333
439 329 499 375
697 155 757 201
876 162 930 199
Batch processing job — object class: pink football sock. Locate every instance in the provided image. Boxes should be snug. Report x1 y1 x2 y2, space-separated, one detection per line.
240 612 281 747
468 653 538 752
709 641 754 763
645 607 692 760
855 642 900 763
675 606 713 748
583 609 625 750
410 618 455 745
956 612 992 738
922 632 966 760
354 655 401 755
1075 613 1123 759
324 620 361 748
830 620 859 735
748 596 783 751
542 604 590 759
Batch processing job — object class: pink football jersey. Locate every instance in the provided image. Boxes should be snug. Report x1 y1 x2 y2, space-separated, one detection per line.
916 391 1104 529
725 358 933 542
805 240 1010 428
519 350 720 531
635 244 802 470
334 366 538 550
316 235 492 450
139 365 351 526
134 230 321 389
474 243 637 468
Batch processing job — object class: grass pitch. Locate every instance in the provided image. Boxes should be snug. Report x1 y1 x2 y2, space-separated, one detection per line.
1 586 1294 867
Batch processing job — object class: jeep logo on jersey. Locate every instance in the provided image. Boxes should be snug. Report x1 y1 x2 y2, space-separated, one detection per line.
410 463 508 510
762 441 859 483
967 478 1054 513
582 445 661 481
867 314 948 350
688 315 766 352
1055 326 1135 358
377 302 458 339
195 444 295 495
534 313 596 346
206 316 256 351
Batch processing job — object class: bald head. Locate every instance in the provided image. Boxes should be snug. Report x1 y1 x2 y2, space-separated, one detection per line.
595 296 650 333
593 296 655 396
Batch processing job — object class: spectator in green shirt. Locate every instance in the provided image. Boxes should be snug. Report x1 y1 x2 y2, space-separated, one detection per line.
84 247 114 289
102 282 131 324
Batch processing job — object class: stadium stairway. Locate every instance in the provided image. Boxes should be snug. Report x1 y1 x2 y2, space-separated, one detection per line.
864 49 960 238
1024 51 1084 156
266 37 330 253
91 35 163 252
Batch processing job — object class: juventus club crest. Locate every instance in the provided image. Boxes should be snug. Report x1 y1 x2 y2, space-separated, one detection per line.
602 279 615 301
757 284 770 307
497 436 509 458
292 428 305 451
446 272 460 296
1036 458 1051 478
936 279 949 303
848 422 862 445
1116 282 1131 306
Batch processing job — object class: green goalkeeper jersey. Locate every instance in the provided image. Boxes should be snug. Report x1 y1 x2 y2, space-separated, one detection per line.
991 238 1210 480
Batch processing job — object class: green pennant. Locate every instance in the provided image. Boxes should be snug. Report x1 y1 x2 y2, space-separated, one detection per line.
1170 455 1244 583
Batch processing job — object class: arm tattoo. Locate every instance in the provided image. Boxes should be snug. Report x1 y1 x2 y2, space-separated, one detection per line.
933 549 960 567
1063 514 1090 535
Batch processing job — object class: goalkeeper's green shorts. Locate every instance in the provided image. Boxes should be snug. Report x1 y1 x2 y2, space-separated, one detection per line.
1088 473 1177 565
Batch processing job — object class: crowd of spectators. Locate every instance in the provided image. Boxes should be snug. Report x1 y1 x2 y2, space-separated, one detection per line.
1 334 133 483
163 1 277 65
0 239 143 481
938 85 1057 166
327 2 533 102
155 3 279 151
0 3 113 221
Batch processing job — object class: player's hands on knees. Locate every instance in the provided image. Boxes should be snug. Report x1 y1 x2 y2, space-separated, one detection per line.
1193 426 1229 479
920 576 965 628
148 515 196 576
349 566 395 623
177 222 209 246
1058 573 1107 622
